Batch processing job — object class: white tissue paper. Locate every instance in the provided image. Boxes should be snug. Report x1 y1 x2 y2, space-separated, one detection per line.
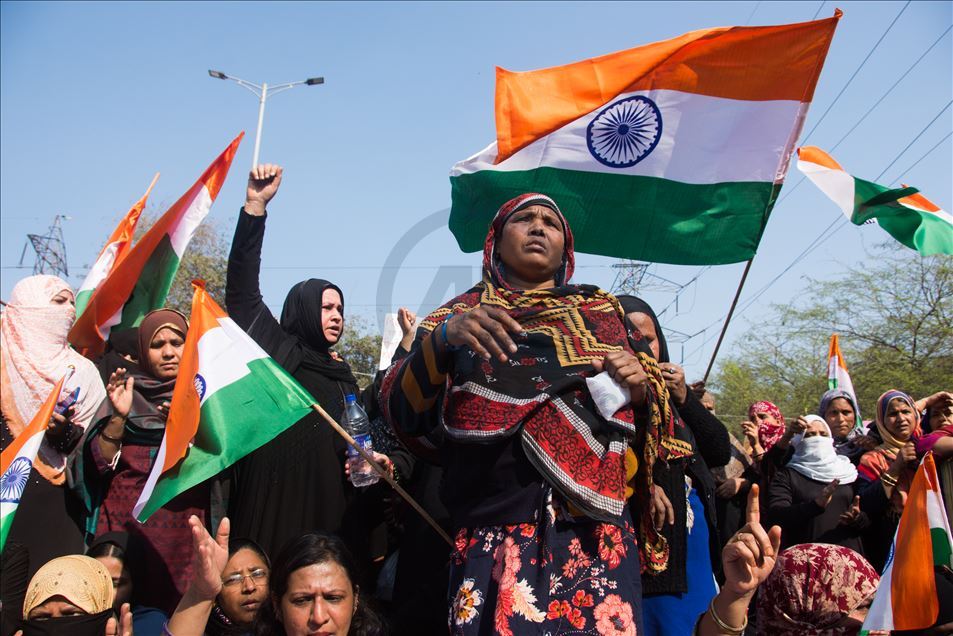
586 371 631 420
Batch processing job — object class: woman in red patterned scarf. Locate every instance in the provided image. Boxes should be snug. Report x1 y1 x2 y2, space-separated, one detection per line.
381 193 685 636
755 543 880 635
742 401 786 459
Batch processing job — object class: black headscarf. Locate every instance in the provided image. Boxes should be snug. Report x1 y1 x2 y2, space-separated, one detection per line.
277 279 357 385
616 295 670 364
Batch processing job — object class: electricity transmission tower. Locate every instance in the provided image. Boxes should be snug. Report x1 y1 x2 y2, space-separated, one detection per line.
20 215 70 277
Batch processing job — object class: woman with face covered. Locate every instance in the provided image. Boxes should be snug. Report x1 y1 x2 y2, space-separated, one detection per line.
766 415 866 553
74 308 208 614
224 165 364 562
382 193 686 635
1 275 107 576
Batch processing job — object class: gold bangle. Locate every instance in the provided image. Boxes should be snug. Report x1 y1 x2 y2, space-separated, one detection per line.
708 598 747 635
881 472 898 487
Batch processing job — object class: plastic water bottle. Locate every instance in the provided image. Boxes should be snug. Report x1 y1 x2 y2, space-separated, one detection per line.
344 394 379 488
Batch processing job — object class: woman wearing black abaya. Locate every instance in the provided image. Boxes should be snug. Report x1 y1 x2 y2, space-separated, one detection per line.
616 295 731 636
225 163 360 560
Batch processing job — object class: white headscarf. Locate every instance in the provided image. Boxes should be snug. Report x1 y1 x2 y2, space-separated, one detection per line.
787 415 858 484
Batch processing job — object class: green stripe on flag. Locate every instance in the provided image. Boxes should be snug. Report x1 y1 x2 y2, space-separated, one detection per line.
136 357 315 521
450 168 779 265
932 527 952 568
117 234 181 331
74 289 93 319
851 179 953 256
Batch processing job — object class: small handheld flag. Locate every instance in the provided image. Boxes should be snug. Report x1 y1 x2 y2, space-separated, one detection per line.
1 373 68 550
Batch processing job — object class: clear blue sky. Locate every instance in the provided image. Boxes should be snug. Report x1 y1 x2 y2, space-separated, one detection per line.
2 1 950 383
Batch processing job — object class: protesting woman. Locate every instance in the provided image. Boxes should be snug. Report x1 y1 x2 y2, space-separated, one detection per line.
1 275 106 574
617 296 730 636
767 415 866 552
857 389 922 572
76 308 208 614
382 193 685 634
224 164 369 563
818 389 875 464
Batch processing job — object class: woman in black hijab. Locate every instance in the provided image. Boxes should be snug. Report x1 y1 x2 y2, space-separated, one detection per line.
616 295 731 636
224 163 361 560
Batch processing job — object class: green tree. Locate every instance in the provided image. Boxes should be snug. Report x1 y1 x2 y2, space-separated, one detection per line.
710 244 953 429
334 315 383 389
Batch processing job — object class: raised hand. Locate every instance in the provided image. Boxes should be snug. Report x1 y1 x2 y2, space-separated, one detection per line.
716 476 747 499
444 306 524 362
591 351 650 407
107 368 135 419
397 307 417 337
244 164 283 216
188 515 230 601
722 484 782 597
104 603 133 636
741 420 759 444
814 478 840 508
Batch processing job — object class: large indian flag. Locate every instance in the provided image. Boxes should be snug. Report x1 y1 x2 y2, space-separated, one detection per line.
826 333 862 430
1 374 66 550
70 133 243 356
450 12 841 265
75 174 158 318
133 281 316 522
862 453 953 633
797 146 953 256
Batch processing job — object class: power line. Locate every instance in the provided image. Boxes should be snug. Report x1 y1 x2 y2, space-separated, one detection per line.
887 131 952 187
800 0 911 145
744 1 762 26
811 1 826 20
826 25 951 155
684 99 953 366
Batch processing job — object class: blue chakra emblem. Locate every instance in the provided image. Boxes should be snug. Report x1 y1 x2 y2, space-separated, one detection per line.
193 373 207 400
586 95 662 168
1 456 32 504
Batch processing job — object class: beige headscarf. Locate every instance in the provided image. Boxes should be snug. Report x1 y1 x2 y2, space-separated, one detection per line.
22 555 114 618
0 275 106 482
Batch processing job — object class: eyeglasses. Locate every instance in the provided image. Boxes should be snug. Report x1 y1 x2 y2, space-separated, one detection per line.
222 568 268 587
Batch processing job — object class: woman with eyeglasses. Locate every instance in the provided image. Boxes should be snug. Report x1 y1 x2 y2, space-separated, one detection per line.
208 539 271 636
164 523 271 636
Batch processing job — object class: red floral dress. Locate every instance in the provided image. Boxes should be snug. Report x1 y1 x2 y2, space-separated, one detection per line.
449 490 642 636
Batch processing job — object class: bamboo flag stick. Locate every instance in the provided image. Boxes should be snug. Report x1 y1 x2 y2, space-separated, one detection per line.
310 403 453 547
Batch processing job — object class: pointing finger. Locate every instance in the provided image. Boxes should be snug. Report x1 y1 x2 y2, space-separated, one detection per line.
746 483 761 525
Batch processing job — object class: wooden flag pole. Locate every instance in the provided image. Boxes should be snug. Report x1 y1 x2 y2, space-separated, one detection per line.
702 258 754 384
310 403 454 547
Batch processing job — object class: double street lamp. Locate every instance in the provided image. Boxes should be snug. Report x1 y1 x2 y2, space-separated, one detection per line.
208 69 324 168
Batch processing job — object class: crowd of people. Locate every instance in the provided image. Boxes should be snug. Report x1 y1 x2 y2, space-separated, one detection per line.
1 163 951 636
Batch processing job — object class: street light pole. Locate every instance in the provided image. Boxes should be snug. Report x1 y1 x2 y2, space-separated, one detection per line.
208 70 324 169
253 82 268 168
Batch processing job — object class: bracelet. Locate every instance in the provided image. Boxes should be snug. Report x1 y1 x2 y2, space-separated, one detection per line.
440 315 461 351
707 598 747 635
880 472 899 487
100 429 124 444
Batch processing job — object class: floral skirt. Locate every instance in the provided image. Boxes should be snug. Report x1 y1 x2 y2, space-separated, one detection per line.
449 492 643 636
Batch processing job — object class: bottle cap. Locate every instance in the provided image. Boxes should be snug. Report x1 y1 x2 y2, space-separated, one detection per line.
345 394 357 403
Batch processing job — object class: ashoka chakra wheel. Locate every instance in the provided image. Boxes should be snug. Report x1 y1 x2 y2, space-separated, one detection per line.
586 95 662 168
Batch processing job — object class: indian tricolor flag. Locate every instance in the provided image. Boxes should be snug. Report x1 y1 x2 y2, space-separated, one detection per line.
75 173 158 319
450 12 841 265
862 453 953 633
1 374 66 550
133 281 315 522
70 133 243 356
827 333 862 429
797 146 953 256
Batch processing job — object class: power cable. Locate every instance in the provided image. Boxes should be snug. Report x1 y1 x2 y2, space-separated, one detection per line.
799 0 911 145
